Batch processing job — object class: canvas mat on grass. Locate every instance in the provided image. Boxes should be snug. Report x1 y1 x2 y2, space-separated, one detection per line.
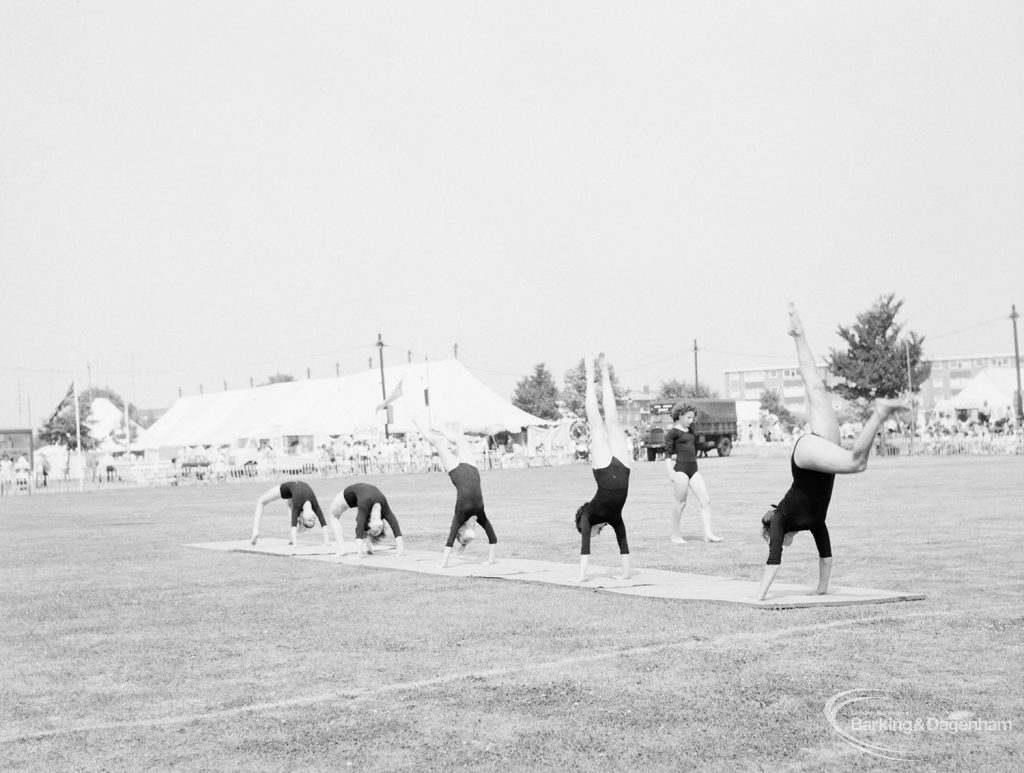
187 539 925 608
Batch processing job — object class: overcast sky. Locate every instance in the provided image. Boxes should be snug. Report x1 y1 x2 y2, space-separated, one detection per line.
2 1 1022 427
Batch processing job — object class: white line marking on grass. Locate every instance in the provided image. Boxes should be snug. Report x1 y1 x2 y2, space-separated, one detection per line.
0 610 954 744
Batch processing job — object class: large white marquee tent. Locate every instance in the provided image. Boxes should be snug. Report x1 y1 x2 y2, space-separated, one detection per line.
143 359 547 449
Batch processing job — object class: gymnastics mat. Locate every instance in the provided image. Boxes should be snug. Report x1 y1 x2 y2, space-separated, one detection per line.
186 540 925 608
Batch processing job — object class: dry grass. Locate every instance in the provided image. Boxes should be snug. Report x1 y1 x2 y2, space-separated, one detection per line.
1 454 1022 771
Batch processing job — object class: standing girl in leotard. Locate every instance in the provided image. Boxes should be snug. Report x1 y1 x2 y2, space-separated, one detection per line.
251 480 331 549
413 416 497 568
665 404 722 544
756 304 906 601
574 353 631 582
327 482 405 558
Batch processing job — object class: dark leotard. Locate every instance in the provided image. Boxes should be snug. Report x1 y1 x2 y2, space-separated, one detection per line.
279 481 326 528
578 456 630 555
664 427 699 477
445 463 497 547
343 482 402 539
766 435 835 565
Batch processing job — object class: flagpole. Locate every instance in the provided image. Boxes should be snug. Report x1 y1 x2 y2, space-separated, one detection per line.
425 355 431 429
73 376 83 492
73 377 82 454
27 396 34 494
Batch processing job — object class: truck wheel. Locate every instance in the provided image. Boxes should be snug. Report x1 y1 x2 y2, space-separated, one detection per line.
647 448 657 462
716 437 733 457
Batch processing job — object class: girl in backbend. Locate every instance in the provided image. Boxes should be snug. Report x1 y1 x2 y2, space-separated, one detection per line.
327 482 405 557
251 480 331 549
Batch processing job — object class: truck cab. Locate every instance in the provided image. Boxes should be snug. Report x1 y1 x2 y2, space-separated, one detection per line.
642 400 737 461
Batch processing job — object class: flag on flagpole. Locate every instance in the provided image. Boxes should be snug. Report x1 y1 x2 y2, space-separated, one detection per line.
377 372 428 415
377 379 404 411
46 382 76 425
73 377 82 453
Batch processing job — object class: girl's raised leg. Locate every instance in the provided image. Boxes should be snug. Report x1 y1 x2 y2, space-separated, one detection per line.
599 354 630 465
585 354 612 469
789 304 840 445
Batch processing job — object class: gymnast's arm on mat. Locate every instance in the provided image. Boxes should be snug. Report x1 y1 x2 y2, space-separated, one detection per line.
757 557 832 599
756 565 780 601
814 557 832 595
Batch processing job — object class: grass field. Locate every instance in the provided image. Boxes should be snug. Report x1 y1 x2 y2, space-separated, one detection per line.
2 454 1022 771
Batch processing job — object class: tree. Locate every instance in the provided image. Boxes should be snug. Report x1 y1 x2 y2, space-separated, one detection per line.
828 294 931 414
512 363 561 421
657 378 720 400
89 386 137 445
38 390 97 450
90 386 135 415
561 358 626 418
759 388 797 431
260 373 295 386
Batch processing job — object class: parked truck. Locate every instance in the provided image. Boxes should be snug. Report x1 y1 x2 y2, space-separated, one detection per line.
641 400 738 461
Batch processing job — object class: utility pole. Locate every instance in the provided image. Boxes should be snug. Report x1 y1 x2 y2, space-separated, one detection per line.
693 339 699 393
1012 305 1023 428
453 342 458 359
377 333 389 439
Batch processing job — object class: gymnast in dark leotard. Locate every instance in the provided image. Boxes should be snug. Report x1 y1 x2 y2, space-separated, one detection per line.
251 480 330 550
413 415 497 567
573 353 632 582
327 482 405 557
664 404 722 544
755 304 907 601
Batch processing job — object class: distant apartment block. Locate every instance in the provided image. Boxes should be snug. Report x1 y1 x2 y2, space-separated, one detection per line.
917 354 1017 408
722 363 838 415
619 387 659 428
723 354 1017 413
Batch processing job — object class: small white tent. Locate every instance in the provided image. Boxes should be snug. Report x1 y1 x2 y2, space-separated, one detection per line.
951 368 1020 412
144 359 547 448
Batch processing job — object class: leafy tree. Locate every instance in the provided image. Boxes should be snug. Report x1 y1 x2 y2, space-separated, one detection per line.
89 386 134 415
88 386 137 444
657 378 719 400
260 373 295 386
38 390 97 450
561 358 626 418
828 294 931 414
759 388 797 431
512 363 561 420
